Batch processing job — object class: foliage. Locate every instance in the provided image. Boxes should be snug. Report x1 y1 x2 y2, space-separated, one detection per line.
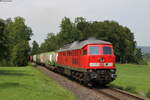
0 17 33 66
40 33 60 52
1 16 146 65
133 48 147 65
0 19 8 61
40 17 145 64
11 41 30 66
31 41 40 55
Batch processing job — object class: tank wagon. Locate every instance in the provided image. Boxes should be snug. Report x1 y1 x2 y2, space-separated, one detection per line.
32 38 117 85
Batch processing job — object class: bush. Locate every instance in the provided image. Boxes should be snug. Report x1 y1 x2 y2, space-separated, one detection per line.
146 90 150 98
124 86 137 93
138 60 148 65
0 59 12 66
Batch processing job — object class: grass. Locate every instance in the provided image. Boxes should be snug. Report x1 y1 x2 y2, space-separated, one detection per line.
0 66 76 100
110 63 150 97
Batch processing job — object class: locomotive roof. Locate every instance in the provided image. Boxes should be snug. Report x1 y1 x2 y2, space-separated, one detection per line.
58 39 111 52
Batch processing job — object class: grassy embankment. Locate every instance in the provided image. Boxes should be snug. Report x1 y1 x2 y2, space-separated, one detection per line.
111 63 150 98
0 66 76 100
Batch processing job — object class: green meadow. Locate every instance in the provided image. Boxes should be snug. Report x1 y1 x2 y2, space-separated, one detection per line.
0 66 76 100
111 63 150 97
1 63 150 100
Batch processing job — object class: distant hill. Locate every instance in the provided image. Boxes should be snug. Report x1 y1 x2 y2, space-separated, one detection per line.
138 46 150 54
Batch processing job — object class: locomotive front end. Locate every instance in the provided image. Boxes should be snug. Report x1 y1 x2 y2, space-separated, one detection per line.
85 44 117 85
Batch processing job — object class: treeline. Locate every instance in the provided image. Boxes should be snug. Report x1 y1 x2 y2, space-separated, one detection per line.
32 17 146 64
0 17 32 66
0 16 146 66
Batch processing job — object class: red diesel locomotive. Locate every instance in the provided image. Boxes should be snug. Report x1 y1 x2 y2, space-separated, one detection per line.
32 38 117 85
56 38 116 85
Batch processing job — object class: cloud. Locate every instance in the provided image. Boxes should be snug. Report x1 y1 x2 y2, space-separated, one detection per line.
0 0 150 46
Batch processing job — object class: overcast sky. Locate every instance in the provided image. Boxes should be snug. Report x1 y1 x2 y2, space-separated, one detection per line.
0 0 150 46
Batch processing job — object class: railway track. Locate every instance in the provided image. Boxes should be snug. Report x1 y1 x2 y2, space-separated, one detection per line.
94 88 145 100
33 63 146 100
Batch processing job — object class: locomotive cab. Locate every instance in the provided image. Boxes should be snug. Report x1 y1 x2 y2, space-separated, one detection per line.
57 38 117 85
81 44 116 84
87 44 115 69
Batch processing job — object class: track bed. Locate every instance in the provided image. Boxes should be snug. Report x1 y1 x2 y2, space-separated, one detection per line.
33 63 145 100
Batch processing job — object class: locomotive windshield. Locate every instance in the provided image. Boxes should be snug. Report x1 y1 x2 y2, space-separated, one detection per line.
103 47 112 55
89 46 100 55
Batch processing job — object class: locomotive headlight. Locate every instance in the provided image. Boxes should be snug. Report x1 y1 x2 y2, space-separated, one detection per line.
90 63 100 67
104 63 113 66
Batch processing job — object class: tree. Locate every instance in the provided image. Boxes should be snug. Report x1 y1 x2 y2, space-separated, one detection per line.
76 20 137 63
40 17 145 64
6 17 32 44
0 19 9 63
40 33 60 52
31 41 40 55
6 17 33 66
60 17 81 44
0 19 5 59
133 48 147 65
11 41 30 66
